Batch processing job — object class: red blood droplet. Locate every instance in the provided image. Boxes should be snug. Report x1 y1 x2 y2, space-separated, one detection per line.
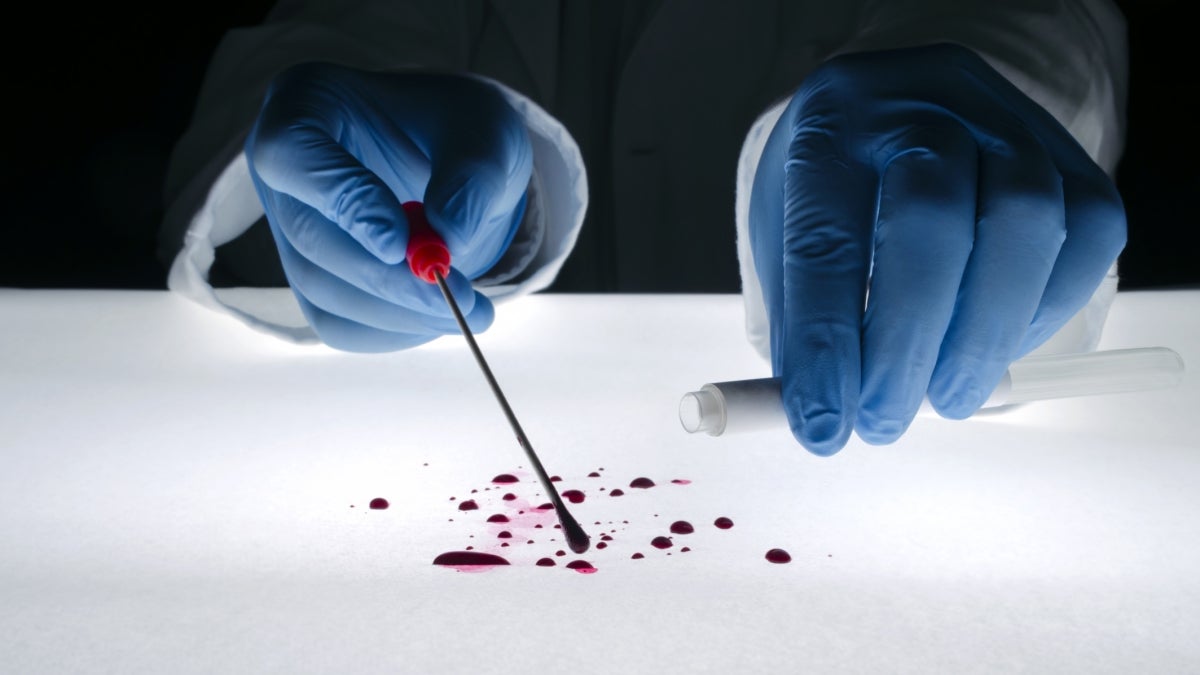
536 558 556 567
765 548 792 564
587 471 601 478
486 514 510 523
629 477 655 489
536 503 553 510
550 475 562 482
596 542 607 549
609 489 625 497
368 498 389 510
651 536 673 549
432 551 510 569
502 493 517 501
457 500 479 511
670 479 691 485
555 550 567 557
565 560 597 574
631 553 645 560
492 474 520 484
562 489 585 504
497 531 513 539
600 534 613 541
714 517 734 529
669 521 694 535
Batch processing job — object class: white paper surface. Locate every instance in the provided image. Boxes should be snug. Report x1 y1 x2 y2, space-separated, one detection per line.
1 289 1197 673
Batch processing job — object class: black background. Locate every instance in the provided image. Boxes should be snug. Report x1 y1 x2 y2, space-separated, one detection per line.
2 1 1193 291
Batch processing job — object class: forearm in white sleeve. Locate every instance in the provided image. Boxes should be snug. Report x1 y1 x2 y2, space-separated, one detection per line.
735 0 1129 362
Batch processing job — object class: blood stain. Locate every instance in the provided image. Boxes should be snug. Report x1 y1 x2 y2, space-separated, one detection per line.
609 489 625 497
651 536 673 549
714 517 734 529
669 520 694 535
536 558 556 567
565 560 597 574
492 474 520 484
486 514 509 523
457 500 479 511
671 479 692 485
765 549 792 564
629 477 655 489
432 551 510 571
562 489 585 504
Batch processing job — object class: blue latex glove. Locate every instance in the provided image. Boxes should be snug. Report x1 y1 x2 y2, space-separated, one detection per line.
245 63 533 352
749 43 1126 455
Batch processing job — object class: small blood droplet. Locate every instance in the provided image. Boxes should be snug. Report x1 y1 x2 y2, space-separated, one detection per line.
651 536 673 549
502 493 517 501
629 477 655 489
631 553 644 560
765 549 792 564
669 521 694 534
609 489 625 497
536 558 556 567
562 490 585 504
458 500 479 511
600 534 613 541
497 531 513 539
486 514 509 523
550 475 562 482
368 498 389 510
587 472 601 478
596 542 607 549
565 560 597 574
492 474 520 484
714 517 734 529
555 550 567 557
536 503 553 510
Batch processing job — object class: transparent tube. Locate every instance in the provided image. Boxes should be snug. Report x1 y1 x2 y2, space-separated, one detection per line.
679 347 1185 436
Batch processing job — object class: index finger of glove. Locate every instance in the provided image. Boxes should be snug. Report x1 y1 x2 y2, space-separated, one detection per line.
779 120 877 456
245 84 410 265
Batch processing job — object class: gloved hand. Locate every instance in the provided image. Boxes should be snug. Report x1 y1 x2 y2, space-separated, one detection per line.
749 43 1126 455
245 63 533 352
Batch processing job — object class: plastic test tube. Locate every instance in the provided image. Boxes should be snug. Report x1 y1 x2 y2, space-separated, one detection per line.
679 346 1185 436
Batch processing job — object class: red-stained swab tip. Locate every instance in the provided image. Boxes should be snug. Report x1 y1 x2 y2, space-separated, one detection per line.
402 201 450 284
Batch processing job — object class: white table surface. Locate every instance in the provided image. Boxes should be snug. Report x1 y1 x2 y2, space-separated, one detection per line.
2 289 1197 674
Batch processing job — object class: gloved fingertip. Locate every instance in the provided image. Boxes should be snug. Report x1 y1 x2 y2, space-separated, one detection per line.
928 367 987 420
854 414 909 446
790 411 851 457
362 222 407 265
464 293 495 333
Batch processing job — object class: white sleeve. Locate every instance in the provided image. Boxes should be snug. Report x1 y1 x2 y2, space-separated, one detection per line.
160 1 586 344
735 0 1129 362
